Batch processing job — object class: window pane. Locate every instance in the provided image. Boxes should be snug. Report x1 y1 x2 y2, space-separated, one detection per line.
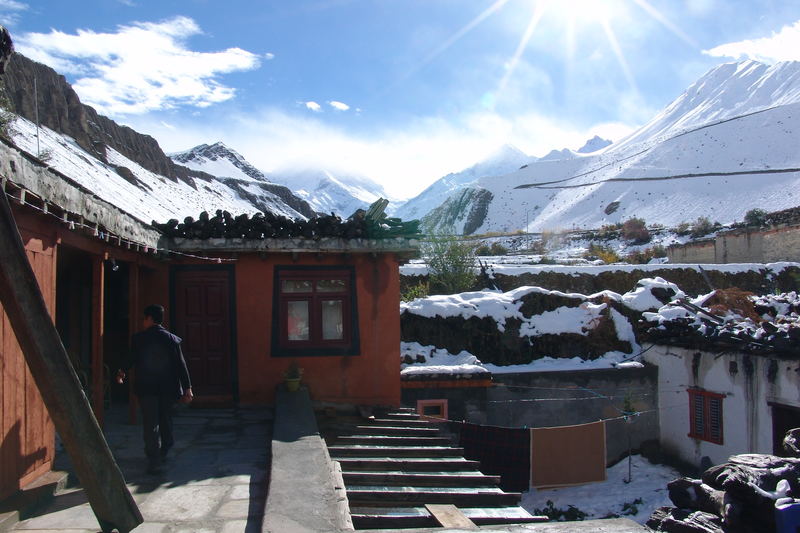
321 300 344 340
287 301 309 340
709 398 722 442
282 280 312 293
692 394 705 437
318 279 346 292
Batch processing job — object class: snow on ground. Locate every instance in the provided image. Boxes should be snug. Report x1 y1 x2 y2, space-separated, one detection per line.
521 455 680 524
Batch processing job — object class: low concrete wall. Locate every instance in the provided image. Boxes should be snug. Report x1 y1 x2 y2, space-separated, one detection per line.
402 365 659 465
668 225 800 264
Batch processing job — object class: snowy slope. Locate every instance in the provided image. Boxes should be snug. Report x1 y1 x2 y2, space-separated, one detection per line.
10 119 311 223
269 166 389 217
393 144 533 221
430 60 800 234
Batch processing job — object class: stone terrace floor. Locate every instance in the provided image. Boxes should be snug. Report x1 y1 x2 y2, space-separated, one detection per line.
11 404 272 533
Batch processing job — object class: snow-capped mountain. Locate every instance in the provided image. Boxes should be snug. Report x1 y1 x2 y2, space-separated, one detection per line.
269 167 389 217
424 60 800 235
392 144 534 221
172 142 267 182
577 135 612 154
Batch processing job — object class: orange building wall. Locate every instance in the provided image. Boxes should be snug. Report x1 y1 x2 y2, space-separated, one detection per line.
234 253 402 407
0 209 56 500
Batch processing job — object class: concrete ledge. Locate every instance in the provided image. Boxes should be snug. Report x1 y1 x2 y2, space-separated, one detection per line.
0 470 70 533
263 385 353 533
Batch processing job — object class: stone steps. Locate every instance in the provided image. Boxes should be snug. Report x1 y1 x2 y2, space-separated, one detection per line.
345 486 522 507
349 505 547 529
328 445 464 458
328 410 542 530
342 471 501 487
336 457 482 472
336 435 451 447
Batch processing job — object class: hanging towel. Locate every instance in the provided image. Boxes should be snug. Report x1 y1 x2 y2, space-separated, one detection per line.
530 420 606 489
459 422 530 492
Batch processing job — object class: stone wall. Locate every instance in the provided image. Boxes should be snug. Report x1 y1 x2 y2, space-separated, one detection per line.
402 365 659 465
667 224 800 264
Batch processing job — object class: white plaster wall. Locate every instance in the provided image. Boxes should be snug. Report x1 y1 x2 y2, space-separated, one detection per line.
644 345 800 468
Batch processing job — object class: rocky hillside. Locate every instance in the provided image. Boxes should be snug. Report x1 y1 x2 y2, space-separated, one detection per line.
1 53 316 221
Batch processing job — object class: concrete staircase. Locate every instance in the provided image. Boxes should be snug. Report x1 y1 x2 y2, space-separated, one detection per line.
328 408 546 530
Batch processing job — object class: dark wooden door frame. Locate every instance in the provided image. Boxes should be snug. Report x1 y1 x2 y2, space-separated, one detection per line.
169 264 238 403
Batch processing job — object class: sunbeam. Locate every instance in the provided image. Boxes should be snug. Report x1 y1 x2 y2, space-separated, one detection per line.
600 17 638 93
632 0 699 49
497 0 548 94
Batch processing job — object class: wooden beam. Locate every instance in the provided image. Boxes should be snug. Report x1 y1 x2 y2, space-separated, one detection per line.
0 193 142 532
91 255 105 424
425 504 477 529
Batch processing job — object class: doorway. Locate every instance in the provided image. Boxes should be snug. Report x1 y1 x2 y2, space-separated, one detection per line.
771 403 800 456
171 266 236 404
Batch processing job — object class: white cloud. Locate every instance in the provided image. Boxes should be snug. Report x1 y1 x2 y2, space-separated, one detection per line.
703 19 800 63
0 0 27 26
329 100 350 111
264 52 275 60
305 101 321 111
139 106 638 200
15 16 261 115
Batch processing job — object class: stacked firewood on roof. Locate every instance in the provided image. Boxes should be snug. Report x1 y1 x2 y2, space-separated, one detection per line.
152 198 421 241
642 289 800 357
648 429 800 533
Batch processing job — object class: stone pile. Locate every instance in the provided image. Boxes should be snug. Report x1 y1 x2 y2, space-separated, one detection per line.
647 432 800 533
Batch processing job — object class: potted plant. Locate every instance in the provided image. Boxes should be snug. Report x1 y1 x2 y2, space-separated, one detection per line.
284 361 303 392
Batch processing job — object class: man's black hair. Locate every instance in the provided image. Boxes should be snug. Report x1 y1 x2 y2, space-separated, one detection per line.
143 304 165 324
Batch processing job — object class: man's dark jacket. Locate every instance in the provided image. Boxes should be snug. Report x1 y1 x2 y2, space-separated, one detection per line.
130 325 191 398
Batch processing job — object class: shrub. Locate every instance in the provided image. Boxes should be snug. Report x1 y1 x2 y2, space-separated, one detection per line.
597 223 621 240
475 244 492 256
675 221 692 236
534 500 587 522
401 280 430 302
744 208 769 227
621 218 650 244
584 243 620 264
626 245 667 264
422 234 477 295
690 216 715 238
489 242 508 256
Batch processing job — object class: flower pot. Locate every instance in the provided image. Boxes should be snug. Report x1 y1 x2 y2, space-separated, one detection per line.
285 378 301 392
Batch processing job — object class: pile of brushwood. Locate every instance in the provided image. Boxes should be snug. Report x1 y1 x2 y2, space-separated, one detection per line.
642 289 800 357
152 198 420 240
648 429 800 533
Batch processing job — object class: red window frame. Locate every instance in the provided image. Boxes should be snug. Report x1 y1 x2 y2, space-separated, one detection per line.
273 267 359 356
688 388 724 445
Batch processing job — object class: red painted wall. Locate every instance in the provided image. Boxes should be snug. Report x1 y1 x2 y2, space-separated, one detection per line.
0 209 56 500
234 253 401 407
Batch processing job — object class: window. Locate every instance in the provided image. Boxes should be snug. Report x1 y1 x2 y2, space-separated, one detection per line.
688 389 724 445
272 266 359 356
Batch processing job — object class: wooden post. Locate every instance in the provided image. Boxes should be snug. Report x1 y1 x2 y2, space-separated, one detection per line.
127 262 139 425
0 194 143 532
91 254 105 425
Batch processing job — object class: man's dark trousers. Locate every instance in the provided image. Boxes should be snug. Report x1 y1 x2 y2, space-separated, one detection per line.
139 394 175 464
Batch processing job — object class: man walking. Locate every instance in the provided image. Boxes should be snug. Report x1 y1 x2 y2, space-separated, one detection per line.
118 304 192 474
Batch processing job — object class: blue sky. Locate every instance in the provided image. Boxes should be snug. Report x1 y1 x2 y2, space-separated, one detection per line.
6 0 800 198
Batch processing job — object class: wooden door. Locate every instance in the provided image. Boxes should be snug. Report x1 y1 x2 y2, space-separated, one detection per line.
173 269 234 401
